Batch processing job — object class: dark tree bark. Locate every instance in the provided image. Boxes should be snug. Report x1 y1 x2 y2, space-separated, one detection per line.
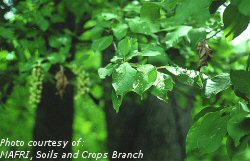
33 80 74 161
104 86 194 161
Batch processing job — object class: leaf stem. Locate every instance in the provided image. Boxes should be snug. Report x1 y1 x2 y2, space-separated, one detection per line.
157 66 167 69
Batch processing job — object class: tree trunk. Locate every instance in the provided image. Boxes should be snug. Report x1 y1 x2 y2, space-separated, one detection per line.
33 79 74 161
104 85 193 161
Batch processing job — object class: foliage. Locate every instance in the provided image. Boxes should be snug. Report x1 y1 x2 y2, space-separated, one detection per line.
91 0 250 160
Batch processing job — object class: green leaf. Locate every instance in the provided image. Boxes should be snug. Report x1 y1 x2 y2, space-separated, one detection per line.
140 44 165 55
140 44 167 63
151 72 173 101
124 2 141 13
205 73 231 98
174 0 213 24
187 28 207 47
118 37 131 57
139 50 161 57
238 0 250 17
112 63 137 96
34 13 49 31
112 90 123 113
47 53 66 64
193 106 220 123
49 35 71 48
133 64 157 95
230 70 250 98
231 0 250 17
127 17 160 35
165 66 203 87
0 27 14 40
117 37 139 60
165 26 192 48
186 111 229 153
91 36 113 52
227 102 250 147
49 36 62 48
223 5 249 40
101 12 118 20
126 38 139 59
0 50 11 62
226 135 250 161
227 110 250 146
140 2 160 21
98 63 116 79
112 23 128 40
80 26 104 41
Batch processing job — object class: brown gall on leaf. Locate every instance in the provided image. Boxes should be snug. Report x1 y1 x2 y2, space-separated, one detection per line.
197 40 213 70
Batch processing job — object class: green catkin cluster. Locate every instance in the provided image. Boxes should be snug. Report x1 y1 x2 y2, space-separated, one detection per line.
72 65 90 99
29 64 44 108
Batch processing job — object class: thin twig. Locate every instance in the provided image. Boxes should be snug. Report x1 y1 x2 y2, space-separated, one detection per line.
205 28 224 40
223 4 228 7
